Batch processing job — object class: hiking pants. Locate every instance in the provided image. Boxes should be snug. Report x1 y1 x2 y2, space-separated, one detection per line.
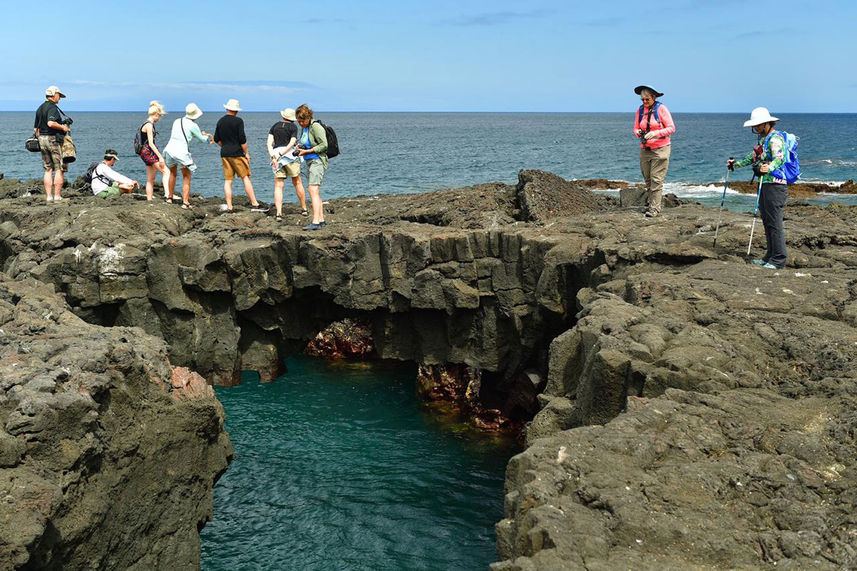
760 182 788 267
639 145 670 212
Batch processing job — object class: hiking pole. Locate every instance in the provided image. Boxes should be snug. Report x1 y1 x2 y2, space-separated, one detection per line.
712 159 732 247
746 175 764 256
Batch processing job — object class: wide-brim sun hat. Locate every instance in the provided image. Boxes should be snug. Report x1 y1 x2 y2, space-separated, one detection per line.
185 103 203 120
223 98 242 112
743 107 779 127
45 85 66 98
634 85 664 98
280 108 296 121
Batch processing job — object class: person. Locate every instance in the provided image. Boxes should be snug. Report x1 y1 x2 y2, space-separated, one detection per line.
295 104 328 230
632 85 675 217
214 98 263 212
266 107 307 221
727 107 789 270
138 101 167 201
162 103 213 209
90 149 140 198
33 86 71 202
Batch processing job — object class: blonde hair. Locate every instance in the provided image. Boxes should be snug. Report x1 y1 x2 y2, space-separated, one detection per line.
147 100 165 117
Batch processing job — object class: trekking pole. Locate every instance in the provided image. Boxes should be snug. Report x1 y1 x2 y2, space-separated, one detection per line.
746 175 764 256
712 159 732 247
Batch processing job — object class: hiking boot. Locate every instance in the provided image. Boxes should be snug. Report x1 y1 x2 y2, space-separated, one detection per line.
761 263 781 269
751 259 768 266
644 209 658 218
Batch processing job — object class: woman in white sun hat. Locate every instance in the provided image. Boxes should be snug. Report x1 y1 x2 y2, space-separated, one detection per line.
726 107 789 269
162 102 213 209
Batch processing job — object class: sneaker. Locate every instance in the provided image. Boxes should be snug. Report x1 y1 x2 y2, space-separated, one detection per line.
751 259 768 266
644 209 658 218
53 196 63 202
301 209 308 217
250 202 270 212
275 215 283 222
761 263 780 269
46 196 54 202
318 221 327 227
302 223 322 231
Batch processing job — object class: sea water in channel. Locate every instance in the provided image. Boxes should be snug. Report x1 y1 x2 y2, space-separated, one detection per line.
1 112 854 212
200 357 520 571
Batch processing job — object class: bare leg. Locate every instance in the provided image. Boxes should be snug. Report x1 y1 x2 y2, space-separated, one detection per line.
145 165 155 200
242 175 259 206
181 167 192 205
224 178 233 210
292 176 307 211
274 178 284 216
166 166 177 200
53 171 64 198
43 170 53 200
308 184 324 224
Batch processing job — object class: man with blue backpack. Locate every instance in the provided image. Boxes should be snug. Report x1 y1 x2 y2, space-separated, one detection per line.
727 107 800 270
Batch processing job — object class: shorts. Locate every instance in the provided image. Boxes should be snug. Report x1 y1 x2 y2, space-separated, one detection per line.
164 150 197 172
140 145 159 166
307 159 327 187
39 135 66 172
222 156 251 179
95 183 122 198
275 161 301 179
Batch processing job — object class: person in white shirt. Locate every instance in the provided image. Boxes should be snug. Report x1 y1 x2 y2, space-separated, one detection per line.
162 103 213 209
91 149 139 198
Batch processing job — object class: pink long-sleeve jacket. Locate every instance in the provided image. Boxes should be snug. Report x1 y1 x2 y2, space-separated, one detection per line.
633 102 675 150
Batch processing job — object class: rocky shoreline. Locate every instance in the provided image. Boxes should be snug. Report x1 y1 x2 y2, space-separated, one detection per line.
1 170 856 568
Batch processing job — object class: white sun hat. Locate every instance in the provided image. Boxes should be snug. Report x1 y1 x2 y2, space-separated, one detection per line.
223 99 242 112
743 107 779 127
185 103 203 120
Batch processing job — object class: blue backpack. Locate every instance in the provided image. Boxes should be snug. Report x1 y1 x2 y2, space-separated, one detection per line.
764 130 801 185
637 101 661 125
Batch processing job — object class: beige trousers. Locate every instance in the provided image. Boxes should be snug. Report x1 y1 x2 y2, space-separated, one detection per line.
639 145 671 212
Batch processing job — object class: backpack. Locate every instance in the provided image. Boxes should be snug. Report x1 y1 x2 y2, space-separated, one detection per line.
133 121 149 155
314 120 340 159
83 161 112 187
637 101 662 125
764 130 801 185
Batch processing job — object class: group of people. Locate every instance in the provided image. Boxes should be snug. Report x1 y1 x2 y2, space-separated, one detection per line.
33 87 330 230
632 84 790 269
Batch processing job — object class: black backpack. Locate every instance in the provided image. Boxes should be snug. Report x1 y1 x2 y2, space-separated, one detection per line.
133 121 150 155
315 120 340 159
83 161 111 186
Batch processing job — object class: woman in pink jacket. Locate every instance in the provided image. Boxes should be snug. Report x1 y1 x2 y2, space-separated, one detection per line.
633 85 675 217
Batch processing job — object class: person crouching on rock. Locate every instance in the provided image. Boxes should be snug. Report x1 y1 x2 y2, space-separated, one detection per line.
726 107 788 270
92 149 140 198
633 85 675 218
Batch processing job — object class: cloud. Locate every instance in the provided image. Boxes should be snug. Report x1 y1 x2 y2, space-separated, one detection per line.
443 10 552 27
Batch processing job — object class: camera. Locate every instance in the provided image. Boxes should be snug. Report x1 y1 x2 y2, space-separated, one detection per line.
60 117 73 126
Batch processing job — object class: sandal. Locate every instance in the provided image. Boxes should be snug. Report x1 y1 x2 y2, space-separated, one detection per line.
275 215 283 222
301 209 308 217
165 197 173 204
181 203 193 210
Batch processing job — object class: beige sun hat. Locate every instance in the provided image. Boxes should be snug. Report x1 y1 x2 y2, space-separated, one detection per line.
223 98 242 112
280 108 296 121
185 103 203 120
743 107 779 127
45 85 66 98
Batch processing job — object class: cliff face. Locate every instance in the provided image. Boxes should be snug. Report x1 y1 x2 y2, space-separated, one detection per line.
0 276 232 569
2 170 857 568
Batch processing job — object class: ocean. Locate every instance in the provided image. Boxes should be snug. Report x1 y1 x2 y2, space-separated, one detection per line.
2 112 856 211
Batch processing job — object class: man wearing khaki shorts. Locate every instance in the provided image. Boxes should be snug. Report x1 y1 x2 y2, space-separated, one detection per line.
33 86 71 202
214 98 264 212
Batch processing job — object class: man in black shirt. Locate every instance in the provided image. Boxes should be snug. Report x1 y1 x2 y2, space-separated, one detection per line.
213 98 263 212
266 107 306 220
33 86 71 202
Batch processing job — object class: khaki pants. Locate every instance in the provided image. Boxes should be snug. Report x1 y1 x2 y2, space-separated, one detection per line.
639 145 671 212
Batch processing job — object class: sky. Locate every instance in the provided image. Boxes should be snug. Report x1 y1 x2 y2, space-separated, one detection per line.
1 0 855 113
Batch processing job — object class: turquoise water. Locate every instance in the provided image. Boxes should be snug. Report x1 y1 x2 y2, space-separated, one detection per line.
200 357 519 571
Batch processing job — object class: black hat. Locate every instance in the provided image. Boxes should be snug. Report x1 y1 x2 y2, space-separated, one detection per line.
634 85 664 97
